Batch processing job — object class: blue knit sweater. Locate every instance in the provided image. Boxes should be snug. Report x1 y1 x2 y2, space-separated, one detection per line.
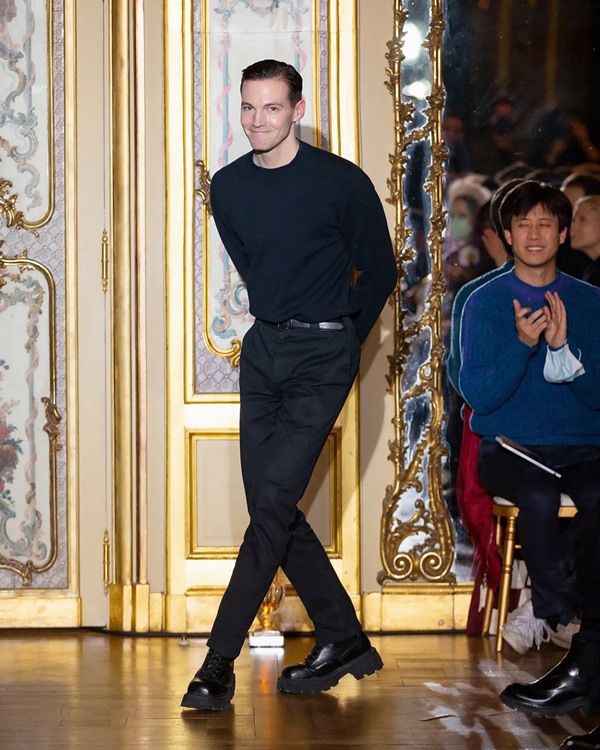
447 260 514 393
459 269 600 445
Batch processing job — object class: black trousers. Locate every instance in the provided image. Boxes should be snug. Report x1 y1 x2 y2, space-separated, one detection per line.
478 439 600 621
207 319 363 659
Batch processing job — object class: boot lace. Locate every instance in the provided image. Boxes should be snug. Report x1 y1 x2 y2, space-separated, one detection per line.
199 649 230 678
303 644 322 667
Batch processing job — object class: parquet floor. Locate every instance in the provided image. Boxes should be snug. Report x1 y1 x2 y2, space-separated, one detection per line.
0 630 597 749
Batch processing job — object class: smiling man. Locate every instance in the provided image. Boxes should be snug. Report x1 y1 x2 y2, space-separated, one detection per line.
180 60 397 712
458 180 600 656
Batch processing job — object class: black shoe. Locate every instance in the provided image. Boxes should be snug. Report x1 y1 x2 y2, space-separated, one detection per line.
560 725 600 749
499 635 600 718
181 649 235 711
276 631 383 694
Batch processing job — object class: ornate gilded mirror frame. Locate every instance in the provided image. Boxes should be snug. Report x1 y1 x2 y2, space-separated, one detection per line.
379 0 455 585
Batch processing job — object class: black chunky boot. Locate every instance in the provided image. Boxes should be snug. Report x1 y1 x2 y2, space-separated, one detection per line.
499 635 600 718
560 725 600 749
277 631 383 694
181 648 235 711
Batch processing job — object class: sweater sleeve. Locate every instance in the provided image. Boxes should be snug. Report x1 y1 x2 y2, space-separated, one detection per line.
340 170 397 342
447 285 470 394
565 337 600 410
210 175 250 281
459 294 537 414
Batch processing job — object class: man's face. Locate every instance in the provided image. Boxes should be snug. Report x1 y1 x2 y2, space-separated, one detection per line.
504 204 566 270
570 200 600 256
240 77 305 155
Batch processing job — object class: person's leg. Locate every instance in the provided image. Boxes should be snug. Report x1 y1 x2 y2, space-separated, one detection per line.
182 322 363 710
478 439 562 620
499 489 600 723
208 321 361 658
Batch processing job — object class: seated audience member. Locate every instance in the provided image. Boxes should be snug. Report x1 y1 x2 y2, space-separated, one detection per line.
446 179 520 634
458 181 600 655
571 195 600 287
499 501 600 749
443 177 492 310
561 173 600 206
557 175 600 278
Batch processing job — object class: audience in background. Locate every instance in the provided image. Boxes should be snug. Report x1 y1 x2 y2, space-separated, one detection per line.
571 196 600 287
561 173 600 206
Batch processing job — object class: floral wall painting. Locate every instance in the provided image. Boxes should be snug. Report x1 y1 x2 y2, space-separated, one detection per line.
0 258 59 585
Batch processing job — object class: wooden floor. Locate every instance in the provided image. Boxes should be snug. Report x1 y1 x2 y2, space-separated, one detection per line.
0 630 597 749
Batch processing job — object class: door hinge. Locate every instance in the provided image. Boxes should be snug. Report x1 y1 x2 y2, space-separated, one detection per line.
101 229 109 293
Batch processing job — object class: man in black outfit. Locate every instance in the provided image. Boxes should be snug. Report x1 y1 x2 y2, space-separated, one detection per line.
181 60 397 711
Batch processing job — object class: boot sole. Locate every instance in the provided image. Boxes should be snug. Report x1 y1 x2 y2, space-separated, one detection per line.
500 691 591 718
180 674 236 711
276 647 383 694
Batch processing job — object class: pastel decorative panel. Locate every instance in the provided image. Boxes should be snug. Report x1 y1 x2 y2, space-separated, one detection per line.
0 258 59 585
192 0 332 394
0 0 67 590
0 0 54 229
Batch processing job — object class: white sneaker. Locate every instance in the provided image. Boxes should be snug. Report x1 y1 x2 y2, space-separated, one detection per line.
548 620 581 649
500 599 551 655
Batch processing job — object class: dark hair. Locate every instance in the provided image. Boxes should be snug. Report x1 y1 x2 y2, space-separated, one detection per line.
500 180 572 233
489 178 523 254
561 172 600 196
241 59 303 106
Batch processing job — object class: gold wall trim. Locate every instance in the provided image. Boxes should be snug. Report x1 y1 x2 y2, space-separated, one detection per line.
134 0 149 588
379 0 455 585
363 584 472 632
65 0 81 622
186 428 343 559
110 0 134 594
0 595 80 628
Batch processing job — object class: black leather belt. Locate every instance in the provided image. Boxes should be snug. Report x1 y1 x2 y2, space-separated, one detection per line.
272 318 345 331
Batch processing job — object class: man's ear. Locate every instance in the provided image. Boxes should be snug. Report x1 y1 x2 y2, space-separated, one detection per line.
293 97 306 123
560 226 568 245
503 229 513 247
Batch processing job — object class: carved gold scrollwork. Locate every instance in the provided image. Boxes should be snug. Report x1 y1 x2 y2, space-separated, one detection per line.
197 160 244 368
195 159 212 216
42 397 63 452
378 0 455 585
0 178 40 238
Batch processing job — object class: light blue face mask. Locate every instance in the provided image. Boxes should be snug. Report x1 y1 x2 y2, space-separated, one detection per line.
448 215 473 242
543 343 585 383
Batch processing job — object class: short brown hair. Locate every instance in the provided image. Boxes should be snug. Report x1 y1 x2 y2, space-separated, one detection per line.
241 59 303 106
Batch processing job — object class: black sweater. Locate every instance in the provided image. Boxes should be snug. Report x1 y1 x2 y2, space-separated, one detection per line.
209 141 397 342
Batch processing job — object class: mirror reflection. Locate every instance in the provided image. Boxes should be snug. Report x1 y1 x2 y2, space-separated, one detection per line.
436 1 600 597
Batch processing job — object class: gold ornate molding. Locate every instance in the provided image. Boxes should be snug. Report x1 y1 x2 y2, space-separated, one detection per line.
379 0 455 585
0 178 40 238
197 161 242 368
195 159 212 216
